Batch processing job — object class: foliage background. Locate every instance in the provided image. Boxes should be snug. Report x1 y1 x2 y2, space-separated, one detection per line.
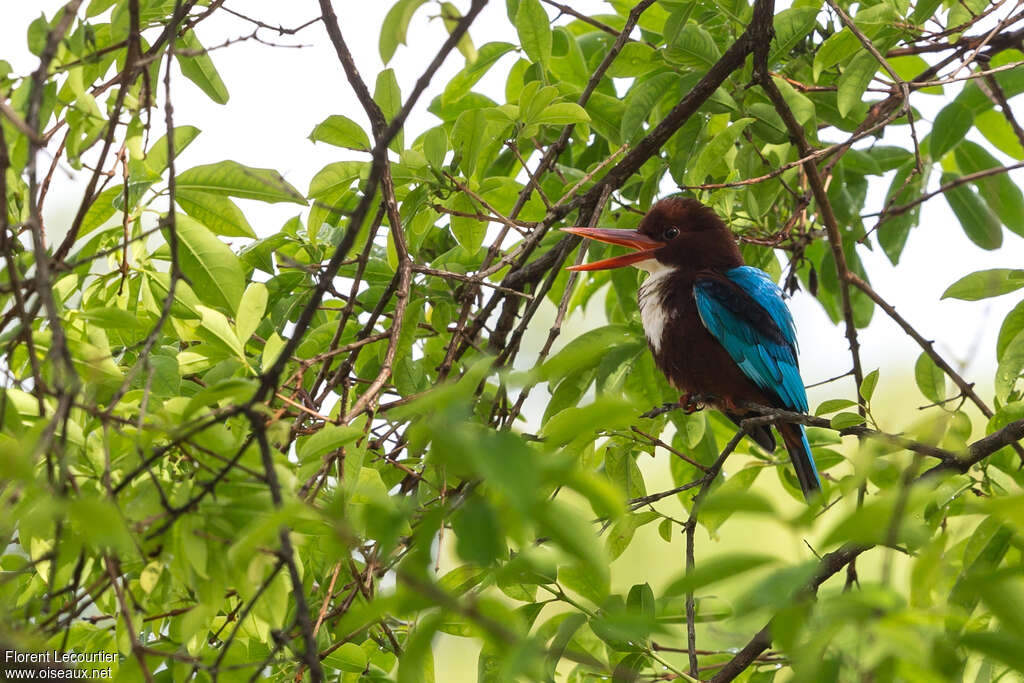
2 0 1024 682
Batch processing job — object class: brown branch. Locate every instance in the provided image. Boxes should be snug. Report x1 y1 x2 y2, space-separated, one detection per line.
539 0 628 40
870 161 1024 219
249 412 324 682
25 0 85 477
577 0 770 205
412 264 533 298
0 100 45 144
845 272 997 421
686 430 747 676
256 0 486 405
54 0 202 263
979 61 1024 151
438 0 659 379
647 398 961 464
709 544 870 682
105 556 156 683
711 413 1024 681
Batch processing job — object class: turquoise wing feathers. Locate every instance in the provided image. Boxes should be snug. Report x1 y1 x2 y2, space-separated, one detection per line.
692 266 808 413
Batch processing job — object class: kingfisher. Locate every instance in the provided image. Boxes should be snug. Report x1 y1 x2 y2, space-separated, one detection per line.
562 197 821 501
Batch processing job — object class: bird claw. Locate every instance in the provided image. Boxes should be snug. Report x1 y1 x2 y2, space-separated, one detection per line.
680 394 705 414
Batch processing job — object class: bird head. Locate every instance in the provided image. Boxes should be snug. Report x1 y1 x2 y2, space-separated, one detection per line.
562 197 738 272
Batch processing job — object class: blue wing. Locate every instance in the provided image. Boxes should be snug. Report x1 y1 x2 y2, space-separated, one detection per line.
693 266 807 412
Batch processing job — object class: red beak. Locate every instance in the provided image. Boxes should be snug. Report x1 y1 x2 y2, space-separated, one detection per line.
561 227 666 271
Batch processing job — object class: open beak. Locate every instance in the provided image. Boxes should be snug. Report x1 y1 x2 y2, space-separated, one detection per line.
561 227 666 271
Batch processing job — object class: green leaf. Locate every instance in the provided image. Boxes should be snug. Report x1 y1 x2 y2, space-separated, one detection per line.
955 141 1024 237
960 631 1024 673
621 72 678 140
701 467 764 534
768 7 818 67
914 352 946 403
235 282 267 344
538 501 606 576
79 187 120 237
297 424 364 463
815 398 857 416
308 161 369 200
748 102 788 144
374 69 403 152
664 24 720 69
942 172 1002 250
451 108 489 179
519 82 558 125
196 306 245 361
837 51 877 118
950 520 1013 629
664 553 777 596
515 0 551 70
423 126 448 168
889 55 942 94
540 325 637 383
860 369 879 402
448 193 485 251
975 108 1024 160
379 0 429 63
605 446 646 499
542 398 635 448
685 118 754 186
398 612 441 683
440 2 477 63
822 490 931 549
605 42 659 78
627 583 656 619
177 160 306 204
144 125 201 173
814 29 859 80
175 29 229 104
997 300 1024 361
323 642 369 673
166 215 245 314
831 412 866 429
911 0 943 24
878 160 929 264
942 269 1024 301
533 102 590 126
852 4 898 37
995 330 1024 402
175 189 255 238
559 563 609 605
452 496 505 565
79 307 147 331
584 91 626 145
309 114 371 151
606 510 655 560
532 102 589 127
183 377 258 422
442 42 517 106
867 145 913 172
930 101 973 160
27 14 48 57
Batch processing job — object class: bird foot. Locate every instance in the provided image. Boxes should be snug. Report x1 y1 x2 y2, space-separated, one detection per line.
679 393 705 414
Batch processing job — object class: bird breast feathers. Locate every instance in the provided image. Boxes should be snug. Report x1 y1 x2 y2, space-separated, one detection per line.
636 259 675 353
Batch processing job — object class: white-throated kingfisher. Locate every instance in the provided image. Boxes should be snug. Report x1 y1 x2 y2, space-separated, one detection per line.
563 197 821 501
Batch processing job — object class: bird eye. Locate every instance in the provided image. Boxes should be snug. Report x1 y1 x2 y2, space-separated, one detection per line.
663 227 680 240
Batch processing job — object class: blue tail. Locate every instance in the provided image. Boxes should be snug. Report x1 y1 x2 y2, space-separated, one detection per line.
779 422 821 501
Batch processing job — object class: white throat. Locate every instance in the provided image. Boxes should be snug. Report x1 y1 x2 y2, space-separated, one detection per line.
636 259 674 353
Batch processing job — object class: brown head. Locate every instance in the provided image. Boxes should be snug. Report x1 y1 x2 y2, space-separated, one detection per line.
562 197 743 273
